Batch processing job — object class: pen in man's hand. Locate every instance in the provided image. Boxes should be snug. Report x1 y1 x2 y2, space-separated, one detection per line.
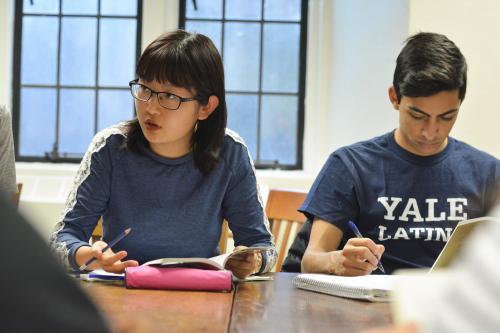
347 221 385 273
79 227 132 271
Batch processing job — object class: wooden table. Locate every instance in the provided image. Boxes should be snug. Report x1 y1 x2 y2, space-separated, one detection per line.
230 273 392 333
81 283 233 332
81 273 392 333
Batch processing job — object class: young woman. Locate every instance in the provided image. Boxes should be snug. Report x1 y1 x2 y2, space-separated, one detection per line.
50 30 276 279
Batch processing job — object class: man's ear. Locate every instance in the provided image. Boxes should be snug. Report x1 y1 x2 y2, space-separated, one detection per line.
198 95 219 120
388 86 399 110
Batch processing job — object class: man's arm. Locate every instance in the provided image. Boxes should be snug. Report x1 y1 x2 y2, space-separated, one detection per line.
302 218 384 276
301 218 343 273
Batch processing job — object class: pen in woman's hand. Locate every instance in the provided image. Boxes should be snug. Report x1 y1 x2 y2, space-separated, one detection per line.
348 221 385 273
79 227 132 271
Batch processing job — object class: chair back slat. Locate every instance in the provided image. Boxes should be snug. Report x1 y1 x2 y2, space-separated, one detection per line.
266 189 307 222
265 189 307 271
219 220 229 254
13 183 23 207
91 218 103 244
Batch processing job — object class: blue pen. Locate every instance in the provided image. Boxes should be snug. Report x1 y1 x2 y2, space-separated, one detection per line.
79 227 132 271
347 221 385 273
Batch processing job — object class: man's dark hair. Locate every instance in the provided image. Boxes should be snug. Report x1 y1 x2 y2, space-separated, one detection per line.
393 32 467 102
125 29 227 176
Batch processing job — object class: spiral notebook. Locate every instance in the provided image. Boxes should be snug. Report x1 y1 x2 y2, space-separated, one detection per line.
293 273 399 302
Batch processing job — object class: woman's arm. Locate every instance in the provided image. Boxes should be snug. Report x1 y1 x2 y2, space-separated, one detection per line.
49 128 123 270
222 132 277 275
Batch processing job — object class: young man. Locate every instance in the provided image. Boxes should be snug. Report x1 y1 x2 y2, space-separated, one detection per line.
300 32 500 276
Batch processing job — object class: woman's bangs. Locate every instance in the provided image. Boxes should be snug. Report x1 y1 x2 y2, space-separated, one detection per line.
137 47 197 90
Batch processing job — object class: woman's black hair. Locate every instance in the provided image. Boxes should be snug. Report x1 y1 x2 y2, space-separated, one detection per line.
125 29 227 176
393 32 467 102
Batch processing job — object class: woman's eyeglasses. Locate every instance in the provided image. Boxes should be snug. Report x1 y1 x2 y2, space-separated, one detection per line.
129 80 200 110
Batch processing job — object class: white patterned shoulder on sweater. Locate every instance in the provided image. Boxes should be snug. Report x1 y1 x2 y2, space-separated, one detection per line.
49 124 127 268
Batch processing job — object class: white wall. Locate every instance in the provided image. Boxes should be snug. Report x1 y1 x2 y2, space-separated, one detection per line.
409 0 500 158
321 0 407 153
141 0 179 49
305 0 408 172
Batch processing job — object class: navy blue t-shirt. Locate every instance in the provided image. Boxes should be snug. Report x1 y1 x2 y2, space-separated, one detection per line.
300 131 500 274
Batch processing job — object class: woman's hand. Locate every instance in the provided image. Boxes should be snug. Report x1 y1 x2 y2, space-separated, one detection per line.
75 241 139 273
329 237 385 276
224 246 262 279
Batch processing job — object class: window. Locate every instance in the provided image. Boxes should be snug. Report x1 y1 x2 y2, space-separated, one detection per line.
180 0 307 169
12 0 142 162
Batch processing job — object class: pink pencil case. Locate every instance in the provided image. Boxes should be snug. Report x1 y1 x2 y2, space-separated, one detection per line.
125 266 232 291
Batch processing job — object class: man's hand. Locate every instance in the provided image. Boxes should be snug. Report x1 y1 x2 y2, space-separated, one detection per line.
224 246 262 279
75 241 139 273
329 237 385 276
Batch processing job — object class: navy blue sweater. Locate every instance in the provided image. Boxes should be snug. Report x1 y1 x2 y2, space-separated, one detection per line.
50 124 276 272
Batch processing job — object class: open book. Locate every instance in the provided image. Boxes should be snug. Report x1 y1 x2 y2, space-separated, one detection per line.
430 216 495 272
76 246 274 289
293 273 400 302
142 246 273 271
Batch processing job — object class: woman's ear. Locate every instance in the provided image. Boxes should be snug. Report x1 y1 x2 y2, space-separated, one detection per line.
198 95 219 120
388 86 399 110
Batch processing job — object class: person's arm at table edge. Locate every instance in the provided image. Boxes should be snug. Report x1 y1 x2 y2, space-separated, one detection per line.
301 218 343 274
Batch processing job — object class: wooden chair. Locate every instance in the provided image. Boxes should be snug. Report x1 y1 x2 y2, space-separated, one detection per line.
91 218 103 244
218 220 230 254
13 183 23 208
265 188 307 272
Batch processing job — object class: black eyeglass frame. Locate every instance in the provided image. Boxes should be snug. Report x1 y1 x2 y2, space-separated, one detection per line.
128 79 201 110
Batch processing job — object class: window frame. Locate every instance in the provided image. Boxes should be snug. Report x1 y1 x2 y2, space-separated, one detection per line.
12 0 143 163
179 0 308 170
